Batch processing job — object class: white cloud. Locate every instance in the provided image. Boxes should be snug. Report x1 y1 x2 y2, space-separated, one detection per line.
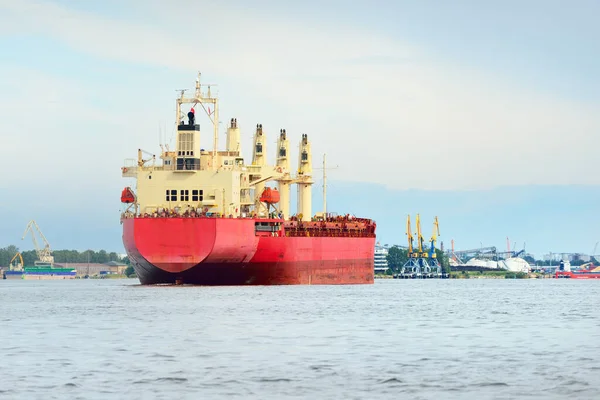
2 0 599 191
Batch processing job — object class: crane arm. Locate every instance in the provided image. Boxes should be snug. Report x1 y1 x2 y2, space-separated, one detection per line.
406 215 413 254
33 220 51 249
21 220 53 265
22 221 41 258
137 148 156 166
429 216 440 259
416 214 424 253
10 252 24 268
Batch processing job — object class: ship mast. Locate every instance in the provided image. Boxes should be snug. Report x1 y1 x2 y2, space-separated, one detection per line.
175 72 219 169
317 153 337 216
323 153 327 215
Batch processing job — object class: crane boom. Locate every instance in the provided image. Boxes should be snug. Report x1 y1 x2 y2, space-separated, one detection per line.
429 216 440 259
406 215 414 255
9 252 24 270
416 214 425 254
22 220 54 265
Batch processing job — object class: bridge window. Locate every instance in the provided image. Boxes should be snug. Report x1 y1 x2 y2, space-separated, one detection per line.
301 151 308 161
279 147 286 157
166 189 177 201
192 189 204 202
256 143 263 154
180 189 189 201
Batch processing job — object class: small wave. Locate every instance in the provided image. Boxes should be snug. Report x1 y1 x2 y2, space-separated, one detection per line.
379 377 403 384
157 377 188 383
150 353 175 359
563 380 589 386
64 382 78 388
473 382 509 387
134 377 188 384
309 364 334 371
257 378 292 383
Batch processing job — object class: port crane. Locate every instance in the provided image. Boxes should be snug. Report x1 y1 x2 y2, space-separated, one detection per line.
416 214 427 258
401 215 420 276
22 220 54 266
9 252 24 271
399 215 443 278
427 216 442 276
407 215 414 257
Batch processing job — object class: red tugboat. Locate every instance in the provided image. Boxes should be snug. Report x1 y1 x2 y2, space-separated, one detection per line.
555 260 600 279
120 73 376 285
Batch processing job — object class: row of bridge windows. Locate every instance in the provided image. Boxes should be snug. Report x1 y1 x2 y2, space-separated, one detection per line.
165 189 204 202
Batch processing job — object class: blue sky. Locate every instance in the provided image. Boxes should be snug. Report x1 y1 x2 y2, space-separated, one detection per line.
1 0 598 258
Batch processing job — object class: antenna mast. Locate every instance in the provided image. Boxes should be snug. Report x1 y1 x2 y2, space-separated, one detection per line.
175 72 219 168
315 153 338 216
323 153 327 215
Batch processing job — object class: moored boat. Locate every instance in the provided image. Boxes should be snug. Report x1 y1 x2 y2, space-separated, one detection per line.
555 260 600 279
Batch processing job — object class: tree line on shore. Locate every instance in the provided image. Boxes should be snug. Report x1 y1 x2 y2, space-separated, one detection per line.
0 245 128 268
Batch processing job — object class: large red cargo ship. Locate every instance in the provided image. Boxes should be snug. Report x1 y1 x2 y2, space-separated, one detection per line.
120 74 376 285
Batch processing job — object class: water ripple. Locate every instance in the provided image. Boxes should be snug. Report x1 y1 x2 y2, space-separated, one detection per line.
1 279 599 399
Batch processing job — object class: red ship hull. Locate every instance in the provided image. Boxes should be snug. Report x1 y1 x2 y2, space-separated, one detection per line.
122 217 376 285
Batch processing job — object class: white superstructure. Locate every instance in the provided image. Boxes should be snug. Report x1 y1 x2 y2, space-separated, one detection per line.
121 73 314 220
374 244 389 273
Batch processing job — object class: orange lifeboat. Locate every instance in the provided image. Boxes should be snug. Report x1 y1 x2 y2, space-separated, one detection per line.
121 187 136 203
259 187 280 204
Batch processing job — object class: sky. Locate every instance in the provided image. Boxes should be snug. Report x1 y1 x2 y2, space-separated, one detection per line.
0 0 599 258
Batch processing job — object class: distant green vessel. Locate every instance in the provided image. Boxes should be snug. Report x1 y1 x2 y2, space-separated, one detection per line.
2 220 76 280
3 266 76 280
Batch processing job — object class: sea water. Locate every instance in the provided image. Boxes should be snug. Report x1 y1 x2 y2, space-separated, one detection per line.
1 279 599 399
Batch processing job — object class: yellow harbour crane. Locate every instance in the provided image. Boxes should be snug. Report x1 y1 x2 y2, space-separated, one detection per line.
398 214 446 279
406 215 416 258
22 220 54 266
416 214 427 258
9 252 24 271
429 216 440 260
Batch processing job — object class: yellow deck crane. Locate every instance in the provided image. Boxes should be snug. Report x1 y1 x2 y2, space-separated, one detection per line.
22 220 54 266
9 252 24 271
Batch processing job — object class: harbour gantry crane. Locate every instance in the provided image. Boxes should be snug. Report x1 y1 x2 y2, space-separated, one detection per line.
428 216 442 276
406 215 414 257
22 220 54 266
401 215 420 277
428 216 440 259
416 214 427 258
398 214 445 278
